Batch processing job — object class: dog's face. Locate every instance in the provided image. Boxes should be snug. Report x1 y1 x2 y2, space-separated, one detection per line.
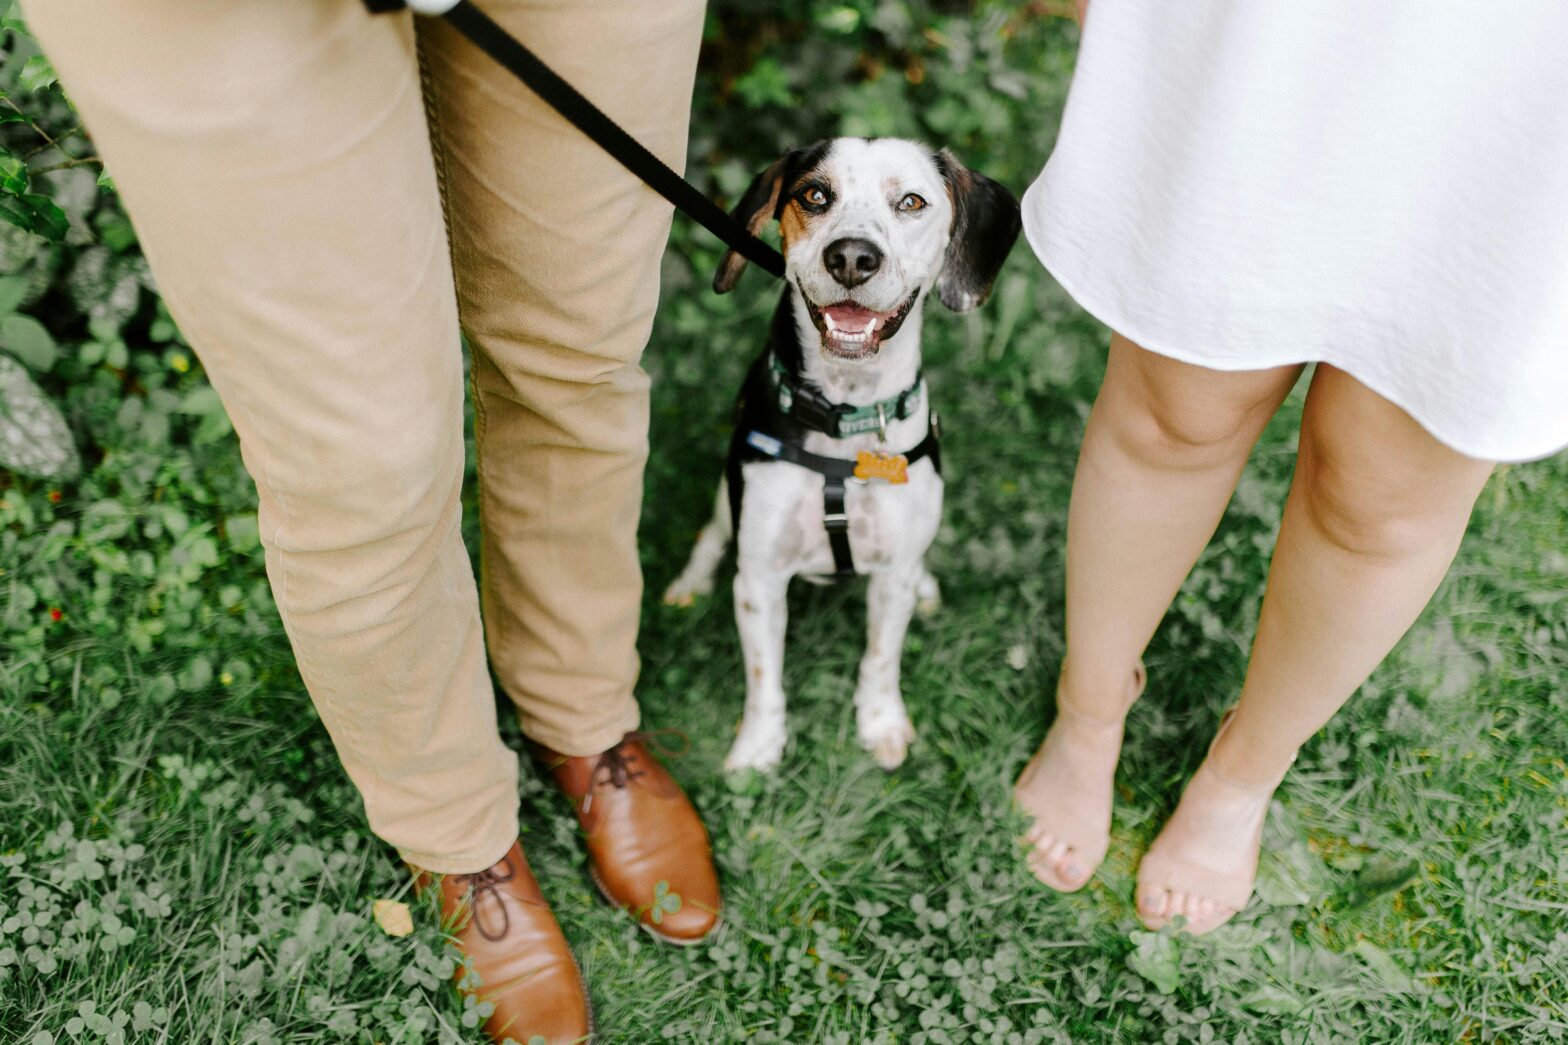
714 138 1022 362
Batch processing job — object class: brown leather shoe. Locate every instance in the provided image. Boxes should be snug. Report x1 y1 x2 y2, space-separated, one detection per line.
412 841 592 1044
536 733 721 944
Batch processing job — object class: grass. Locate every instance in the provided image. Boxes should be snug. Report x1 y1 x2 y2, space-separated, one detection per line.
3 11 1568 1041
5 240 1567 1043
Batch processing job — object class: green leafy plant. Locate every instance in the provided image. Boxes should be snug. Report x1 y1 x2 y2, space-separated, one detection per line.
0 351 74 477
0 1 76 243
0 2 112 479
649 879 684 926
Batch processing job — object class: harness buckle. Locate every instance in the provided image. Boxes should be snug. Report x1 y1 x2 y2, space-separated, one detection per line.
791 384 849 436
876 402 888 442
822 511 850 531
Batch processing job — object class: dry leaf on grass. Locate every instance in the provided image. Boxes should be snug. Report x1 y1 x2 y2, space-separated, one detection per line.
372 899 414 938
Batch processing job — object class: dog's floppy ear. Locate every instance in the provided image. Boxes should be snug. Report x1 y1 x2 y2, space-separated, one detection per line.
713 142 830 294
933 149 1022 312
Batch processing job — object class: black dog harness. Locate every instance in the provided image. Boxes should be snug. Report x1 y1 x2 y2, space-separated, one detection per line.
726 353 942 578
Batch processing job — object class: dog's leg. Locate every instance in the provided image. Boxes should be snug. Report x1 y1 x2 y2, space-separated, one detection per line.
724 563 792 772
663 481 732 607
914 563 942 618
854 565 922 769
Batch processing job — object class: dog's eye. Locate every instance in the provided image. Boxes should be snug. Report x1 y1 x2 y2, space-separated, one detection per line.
798 185 831 212
897 193 927 213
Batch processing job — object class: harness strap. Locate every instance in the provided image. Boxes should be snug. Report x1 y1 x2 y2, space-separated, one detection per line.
767 354 924 439
729 425 943 578
364 0 786 279
822 478 855 576
738 428 940 482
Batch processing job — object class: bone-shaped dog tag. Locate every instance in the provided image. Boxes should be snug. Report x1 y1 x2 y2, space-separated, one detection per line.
854 451 909 484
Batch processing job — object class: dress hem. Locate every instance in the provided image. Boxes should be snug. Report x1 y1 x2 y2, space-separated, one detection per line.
1022 199 1568 465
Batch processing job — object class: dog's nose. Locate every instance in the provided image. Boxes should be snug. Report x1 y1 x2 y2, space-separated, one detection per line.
823 237 883 288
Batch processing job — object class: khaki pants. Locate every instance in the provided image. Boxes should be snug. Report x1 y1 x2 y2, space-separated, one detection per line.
27 0 705 873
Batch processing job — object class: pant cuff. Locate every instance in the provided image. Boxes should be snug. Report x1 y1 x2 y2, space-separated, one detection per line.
396 817 518 876
518 703 641 758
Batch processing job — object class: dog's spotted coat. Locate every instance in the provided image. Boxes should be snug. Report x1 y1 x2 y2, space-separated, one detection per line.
665 138 1020 772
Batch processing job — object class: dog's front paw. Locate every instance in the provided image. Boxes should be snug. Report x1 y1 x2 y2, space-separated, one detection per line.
724 714 787 773
856 702 916 770
661 575 712 608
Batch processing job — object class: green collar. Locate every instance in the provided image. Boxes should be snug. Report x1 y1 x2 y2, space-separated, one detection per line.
767 353 925 440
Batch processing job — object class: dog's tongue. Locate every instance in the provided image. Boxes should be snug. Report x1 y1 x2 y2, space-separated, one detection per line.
822 303 880 335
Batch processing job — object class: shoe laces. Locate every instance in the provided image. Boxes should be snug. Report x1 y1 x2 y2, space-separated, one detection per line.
581 729 690 813
452 852 519 942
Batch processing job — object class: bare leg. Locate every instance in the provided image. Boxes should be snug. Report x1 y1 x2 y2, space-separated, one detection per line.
1138 364 1494 932
1016 335 1301 890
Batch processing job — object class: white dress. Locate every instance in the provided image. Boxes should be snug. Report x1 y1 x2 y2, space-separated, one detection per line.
1023 3 1568 462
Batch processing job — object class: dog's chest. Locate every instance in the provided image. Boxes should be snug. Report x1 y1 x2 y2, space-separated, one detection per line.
736 428 942 577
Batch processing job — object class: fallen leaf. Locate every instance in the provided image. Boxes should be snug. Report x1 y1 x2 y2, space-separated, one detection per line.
373 899 414 938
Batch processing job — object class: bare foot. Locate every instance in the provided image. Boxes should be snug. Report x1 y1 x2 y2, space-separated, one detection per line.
1013 665 1144 892
1136 723 1285 935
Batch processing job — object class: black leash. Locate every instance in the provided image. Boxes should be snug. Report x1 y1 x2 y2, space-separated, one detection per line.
363 0 786 280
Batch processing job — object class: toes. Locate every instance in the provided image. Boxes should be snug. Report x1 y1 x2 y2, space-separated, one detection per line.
1023 831 1054 855
1026 833 1090 887
1183 892 1205 924
1041 840 1084 884
1023 836 1093 892
1137 885 1238 934
1193 901 1234 935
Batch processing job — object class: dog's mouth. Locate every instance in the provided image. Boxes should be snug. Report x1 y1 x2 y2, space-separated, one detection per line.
802 287 920 361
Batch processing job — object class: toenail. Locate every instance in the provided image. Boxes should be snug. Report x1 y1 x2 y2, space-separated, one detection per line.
1065 863 1085 881
1139 893 1160 913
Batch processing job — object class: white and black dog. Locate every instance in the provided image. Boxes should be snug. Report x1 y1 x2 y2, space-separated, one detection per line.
664 138 1020 772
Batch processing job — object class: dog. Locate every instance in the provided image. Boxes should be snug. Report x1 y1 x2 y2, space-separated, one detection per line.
664 137 1021 772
